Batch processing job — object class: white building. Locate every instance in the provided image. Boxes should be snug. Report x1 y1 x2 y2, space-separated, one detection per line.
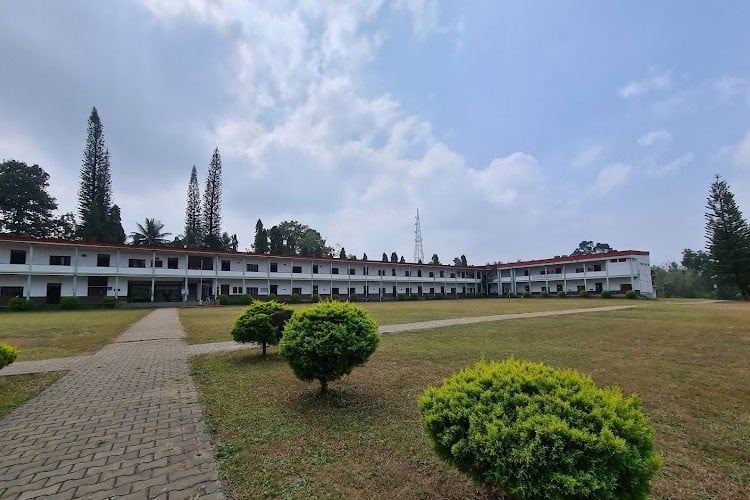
0 235 482 305
0 235 653 305
485 251 654 297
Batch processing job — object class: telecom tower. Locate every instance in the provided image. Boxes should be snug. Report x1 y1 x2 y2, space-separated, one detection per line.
414 209 425 264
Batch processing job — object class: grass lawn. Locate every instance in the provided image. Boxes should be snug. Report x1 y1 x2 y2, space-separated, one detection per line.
0 309 150 361
179 297 619 344
0 372 64 418
191 300 749 499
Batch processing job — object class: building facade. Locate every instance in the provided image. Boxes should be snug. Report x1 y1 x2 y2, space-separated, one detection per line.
0 236 482 305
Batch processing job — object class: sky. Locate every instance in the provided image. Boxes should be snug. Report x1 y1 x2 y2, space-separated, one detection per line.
1 0 749 266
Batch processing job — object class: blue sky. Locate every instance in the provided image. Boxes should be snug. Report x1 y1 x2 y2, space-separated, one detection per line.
1 0 749 265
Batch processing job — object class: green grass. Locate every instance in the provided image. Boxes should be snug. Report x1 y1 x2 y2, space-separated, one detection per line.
0 372 64 418
179 297 617 344
0 309 150 361
191 300 750 499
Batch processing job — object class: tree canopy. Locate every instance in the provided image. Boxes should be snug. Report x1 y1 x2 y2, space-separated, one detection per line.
131 218 171 246
0 160 58 237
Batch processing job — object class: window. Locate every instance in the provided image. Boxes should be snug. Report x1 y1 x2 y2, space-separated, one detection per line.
188 256 213 270
313 264 319 274
246 263 259 272
154 259 163 268
349 287 356 296
540 270 546 275
523 269 529 276
247 287 259 295
349 268 356 275
292 266 302 273
331 267 339 275
577 285 585 292
221 260 230 271
167 257 178 269
364 267 369 276
10 250 26 265
292 287 302 295
49 255 71 266
1 286 24 299
128 259 146 268
403 270 409 277
618 258 627 262
439 271 444 278
450 273 456 278
610 259 618 263
428 271 434 278
429 287 434 294
332 287 340 295
232 286 239 294
94 254 109 267
391 269 396 276
270 284 278 295
378 269 385 276
417 270 422 277
270 262 278 272
593 264 602 272
555 267 562 274
575 267 584 273
220 284 229 295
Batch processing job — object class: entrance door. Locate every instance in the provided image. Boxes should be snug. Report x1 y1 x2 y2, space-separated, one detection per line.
46 283 62 304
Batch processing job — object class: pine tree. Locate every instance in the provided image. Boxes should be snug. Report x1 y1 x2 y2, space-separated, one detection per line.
202 148 223 248
431 253 440 265
269 225 283 254
382 252 388 262
705 175 750 299
253 219 269 253
77 108 123 242
362 252 368 260
390 252 398 263
184 165 202 247
339 247 347 259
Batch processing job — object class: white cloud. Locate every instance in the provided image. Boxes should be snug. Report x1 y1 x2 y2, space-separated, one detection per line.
637 130 672 147
571 144 605 168
733 129 750 167
647 153 693 177
618 69 671 99
713 76 746 102
589 163 633 195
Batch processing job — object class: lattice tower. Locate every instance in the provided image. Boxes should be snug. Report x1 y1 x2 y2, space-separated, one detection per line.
414 209 424 263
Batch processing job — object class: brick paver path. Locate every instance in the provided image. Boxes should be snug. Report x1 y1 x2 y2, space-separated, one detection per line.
0 309 224 499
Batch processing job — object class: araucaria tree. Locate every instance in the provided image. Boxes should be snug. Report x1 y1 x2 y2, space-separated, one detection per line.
705 175 750 299
0 160 58 237
77 107 124 242
202 148 223 248
253 219 269 253
184 165 202 247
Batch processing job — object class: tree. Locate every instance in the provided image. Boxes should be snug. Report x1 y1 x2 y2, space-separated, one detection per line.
0 160 58 237
681 248 711 272
51 212 77 240
453 257 462 266
705 175 750 299
269 225 283 254
184 165 202 247
431 254 440 265
382 252 388 262
298 228 329 257
77 107 122 242
362 252 368 260
339 247 347 259
571 241 616 256
390 252 398 263
230 233 238 252
279 302 380 394
231 301 293 356
253 219 269 254
399 256 406 263
131 218 171 246
461 254 468 266
202 147 223 248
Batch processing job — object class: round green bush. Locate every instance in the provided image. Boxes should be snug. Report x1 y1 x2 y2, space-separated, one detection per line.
601 290 613 299
625 290 637 299
239 294 253 306
311 293 320 303
60 296 81 310
523 291 532 298
579 290 589 298
419 358 661 499
348 293 359 302
289 293 302 304
217 294 230 305
102 296 117 309
0 342 18 369
231 301 293 356
540 291 550 298
279 301 379 394
8 297 35 311
557 290 567 298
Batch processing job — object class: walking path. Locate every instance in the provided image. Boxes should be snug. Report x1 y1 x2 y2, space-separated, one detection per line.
0 309 224 499
0 304 638 498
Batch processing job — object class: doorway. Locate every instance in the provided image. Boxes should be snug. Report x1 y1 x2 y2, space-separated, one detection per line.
46 283 62 304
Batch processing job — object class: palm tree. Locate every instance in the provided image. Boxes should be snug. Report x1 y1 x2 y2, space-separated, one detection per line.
131 218 171 246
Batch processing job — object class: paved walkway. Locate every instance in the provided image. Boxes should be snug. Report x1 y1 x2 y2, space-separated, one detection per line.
0 309 224 499
0 304 638 498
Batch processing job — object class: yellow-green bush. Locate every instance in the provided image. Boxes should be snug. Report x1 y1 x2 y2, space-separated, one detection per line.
0 342 18 369
418 358 661 499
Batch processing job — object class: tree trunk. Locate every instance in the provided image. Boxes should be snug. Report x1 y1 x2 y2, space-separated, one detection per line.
261 342 267 356
319 378 328 395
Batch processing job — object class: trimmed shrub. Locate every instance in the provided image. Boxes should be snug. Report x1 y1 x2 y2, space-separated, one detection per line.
348 293 359 302
60 296 81 310
8 297 35 311
231 301 293 356
267 293 278 302
280 301 379 394
409 294 420 301
557 290 567 298
419 358 662 499
289 293 302 304
311 293 321 303
0 342 18 369
102 296 117 309
540 291 550 298
522 291 532 298
601 290 612 299
217 294 230 305
579 290 589 298
397 293 407 301
239 294 253 306
626 289 637 299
